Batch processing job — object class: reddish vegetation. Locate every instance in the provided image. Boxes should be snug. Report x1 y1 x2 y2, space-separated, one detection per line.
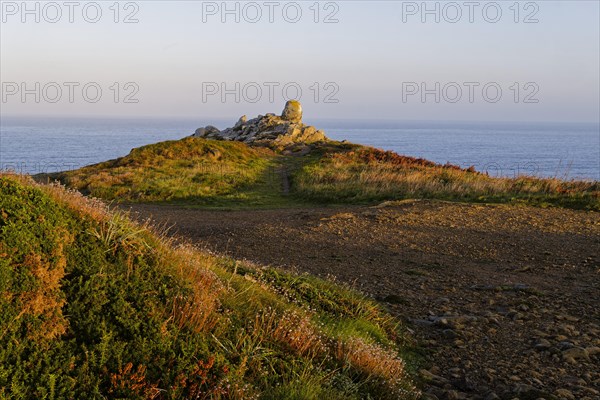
329 148 468 171
109 363 160 399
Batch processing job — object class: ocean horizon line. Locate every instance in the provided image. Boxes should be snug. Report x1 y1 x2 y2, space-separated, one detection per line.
1 114 599 130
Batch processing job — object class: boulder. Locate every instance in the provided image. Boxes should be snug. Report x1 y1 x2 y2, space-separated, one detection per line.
281 100 302 122
193 125 220 138
233 115 247 130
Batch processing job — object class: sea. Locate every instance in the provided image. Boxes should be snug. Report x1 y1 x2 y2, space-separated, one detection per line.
1 116 598 181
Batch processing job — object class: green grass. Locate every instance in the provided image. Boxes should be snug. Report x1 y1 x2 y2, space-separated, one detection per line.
40 137 599 211
290 145 600 211
42 138 297 208
0 174 419 399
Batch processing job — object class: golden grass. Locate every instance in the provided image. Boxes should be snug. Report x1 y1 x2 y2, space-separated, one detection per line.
295 147 599 209
271 311 327 358
45 138 276 203
336 337 406 380
152 242 226 334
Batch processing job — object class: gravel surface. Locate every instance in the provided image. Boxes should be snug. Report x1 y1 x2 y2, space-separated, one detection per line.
124 200 600 400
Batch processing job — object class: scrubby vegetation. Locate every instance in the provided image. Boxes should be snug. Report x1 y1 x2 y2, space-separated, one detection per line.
0 173 419 399
42 137 599 211
292 146 600 210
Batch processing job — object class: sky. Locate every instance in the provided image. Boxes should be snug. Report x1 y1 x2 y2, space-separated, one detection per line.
1 0 599 123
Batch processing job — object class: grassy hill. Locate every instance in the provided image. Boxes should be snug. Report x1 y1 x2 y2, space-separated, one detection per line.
44 138 281 206
43 137 600 210
0 173 419 399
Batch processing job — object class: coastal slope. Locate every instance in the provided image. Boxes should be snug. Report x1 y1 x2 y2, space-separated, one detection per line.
0 173 418 399
43 138 598 211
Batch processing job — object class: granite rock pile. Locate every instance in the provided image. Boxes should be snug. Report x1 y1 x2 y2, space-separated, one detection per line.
192 101 328 147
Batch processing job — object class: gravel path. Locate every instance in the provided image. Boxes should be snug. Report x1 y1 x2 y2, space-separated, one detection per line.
124 200 600 400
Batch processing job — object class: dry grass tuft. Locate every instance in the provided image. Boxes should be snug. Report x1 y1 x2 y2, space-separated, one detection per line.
162 244 224 334
336 337 406 380
272 311 327 357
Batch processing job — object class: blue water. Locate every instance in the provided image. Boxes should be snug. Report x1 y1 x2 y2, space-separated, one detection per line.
1 116 598 180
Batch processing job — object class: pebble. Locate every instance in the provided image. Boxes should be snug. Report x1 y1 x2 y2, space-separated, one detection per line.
557 341 575 350
443 329 458 339
586 346 600 356
534 338 551 350
562 347 590 363
419 369 448 387
484 393 499 400
555 388 575 399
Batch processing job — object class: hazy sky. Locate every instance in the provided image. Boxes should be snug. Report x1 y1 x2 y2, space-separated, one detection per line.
1 1 599 122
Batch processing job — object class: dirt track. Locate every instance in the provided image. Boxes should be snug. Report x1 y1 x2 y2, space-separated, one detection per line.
124 200 600 399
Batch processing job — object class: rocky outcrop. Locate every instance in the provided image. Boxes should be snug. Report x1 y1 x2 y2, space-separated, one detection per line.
192 101 328 147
